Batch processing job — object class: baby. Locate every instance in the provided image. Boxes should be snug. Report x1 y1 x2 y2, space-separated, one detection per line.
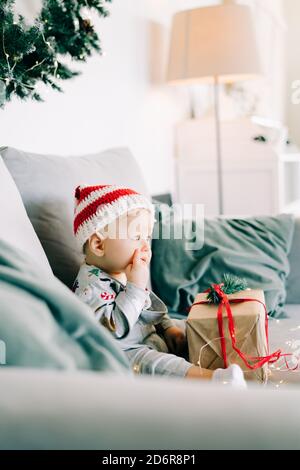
72 184 246 387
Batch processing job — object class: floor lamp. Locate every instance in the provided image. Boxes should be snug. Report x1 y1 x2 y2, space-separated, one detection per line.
167 3 262 215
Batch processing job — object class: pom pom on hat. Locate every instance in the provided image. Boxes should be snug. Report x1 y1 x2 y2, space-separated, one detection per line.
75 185 82 201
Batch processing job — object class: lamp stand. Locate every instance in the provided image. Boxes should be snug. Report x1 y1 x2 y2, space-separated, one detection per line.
213 75 224 216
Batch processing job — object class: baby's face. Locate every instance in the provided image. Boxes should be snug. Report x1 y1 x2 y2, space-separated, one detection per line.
99 209 153 272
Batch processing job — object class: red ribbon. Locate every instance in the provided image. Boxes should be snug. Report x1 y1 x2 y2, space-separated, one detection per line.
190 283 297 371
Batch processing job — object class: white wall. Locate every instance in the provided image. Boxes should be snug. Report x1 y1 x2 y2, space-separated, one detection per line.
1 0 220 196
239 0 286 122
0 0 285 196
284 0 300 147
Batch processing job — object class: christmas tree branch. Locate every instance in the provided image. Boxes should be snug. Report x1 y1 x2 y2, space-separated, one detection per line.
0 0 112 107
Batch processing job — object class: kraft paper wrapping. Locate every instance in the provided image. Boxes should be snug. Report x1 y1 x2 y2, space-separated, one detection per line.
186 289 269 383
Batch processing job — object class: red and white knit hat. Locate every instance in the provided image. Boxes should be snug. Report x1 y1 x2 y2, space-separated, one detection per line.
73 184 156 248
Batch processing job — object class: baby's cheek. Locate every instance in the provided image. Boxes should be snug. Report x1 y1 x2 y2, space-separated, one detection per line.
116 240 136 263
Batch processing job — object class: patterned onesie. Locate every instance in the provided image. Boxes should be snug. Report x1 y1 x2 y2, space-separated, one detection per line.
73 263 192 377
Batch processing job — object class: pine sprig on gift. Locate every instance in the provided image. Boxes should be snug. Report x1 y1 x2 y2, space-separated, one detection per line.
207 274 248 304
0 0 112 107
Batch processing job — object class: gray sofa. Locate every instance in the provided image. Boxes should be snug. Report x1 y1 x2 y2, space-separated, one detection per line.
287 218 300 306
1 147 300 450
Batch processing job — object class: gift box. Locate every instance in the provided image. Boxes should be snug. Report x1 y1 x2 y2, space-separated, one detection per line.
186 287 276 383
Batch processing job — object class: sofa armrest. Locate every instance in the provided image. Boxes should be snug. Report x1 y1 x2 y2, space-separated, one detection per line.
287 218 300 304
1 369 300 450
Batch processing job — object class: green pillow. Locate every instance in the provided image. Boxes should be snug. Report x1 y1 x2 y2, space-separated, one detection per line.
151 204 295 319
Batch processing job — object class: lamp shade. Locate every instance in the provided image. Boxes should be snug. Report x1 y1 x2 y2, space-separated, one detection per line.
167 4 262 84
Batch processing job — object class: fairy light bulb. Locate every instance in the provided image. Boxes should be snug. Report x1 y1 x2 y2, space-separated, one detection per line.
81 6 93 21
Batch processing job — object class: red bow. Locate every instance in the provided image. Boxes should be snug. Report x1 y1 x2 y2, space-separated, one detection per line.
191 283 296 371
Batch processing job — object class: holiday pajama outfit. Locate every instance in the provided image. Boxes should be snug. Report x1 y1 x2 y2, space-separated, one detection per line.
73 263 192 377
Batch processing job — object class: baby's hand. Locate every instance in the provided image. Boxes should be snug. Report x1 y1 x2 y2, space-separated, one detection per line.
125 248 150 290
163 326 187 356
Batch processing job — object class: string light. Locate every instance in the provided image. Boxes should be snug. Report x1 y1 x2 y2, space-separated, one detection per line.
197 333 262 383
40 31 60 79
27 58 47 72
2 29 11 74
290 326 300 332
83 0 93 20
41 31 55 52
195 323 300 388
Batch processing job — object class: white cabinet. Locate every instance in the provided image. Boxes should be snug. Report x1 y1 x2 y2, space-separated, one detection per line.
174 118 300 217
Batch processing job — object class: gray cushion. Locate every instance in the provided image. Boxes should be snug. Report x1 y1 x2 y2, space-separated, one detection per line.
287 218 300 304
0 154 52 276
151 204 295 318
1 146 150 288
